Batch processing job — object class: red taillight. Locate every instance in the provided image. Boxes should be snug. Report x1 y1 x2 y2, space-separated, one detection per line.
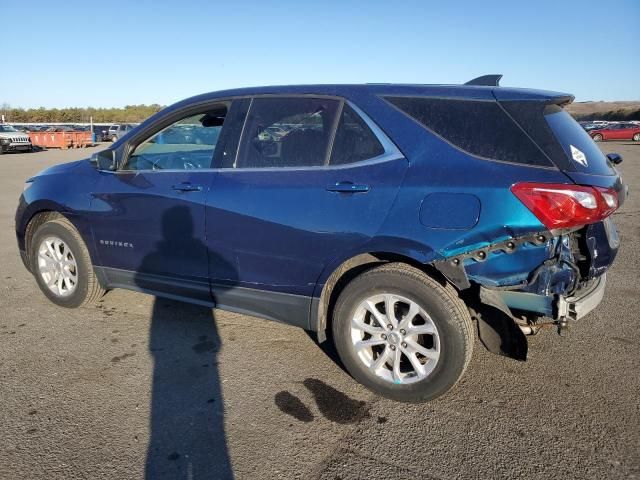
511 182 618 230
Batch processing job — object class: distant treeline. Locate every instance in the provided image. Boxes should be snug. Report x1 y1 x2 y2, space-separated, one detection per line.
2 103 639 124
0 104 165 123
571 108 640 122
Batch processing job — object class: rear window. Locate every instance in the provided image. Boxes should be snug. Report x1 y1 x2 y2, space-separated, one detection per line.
543 106 613 176
385 96 553 167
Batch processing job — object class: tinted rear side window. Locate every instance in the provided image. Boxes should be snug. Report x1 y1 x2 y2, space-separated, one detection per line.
385 96 553 167
543 106 613 175
330 104 385 165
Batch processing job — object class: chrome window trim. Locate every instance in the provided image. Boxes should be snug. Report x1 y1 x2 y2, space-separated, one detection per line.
115 96 405 174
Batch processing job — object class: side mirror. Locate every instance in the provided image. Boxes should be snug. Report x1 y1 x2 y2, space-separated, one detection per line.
91 149 117 171
607 153 623 165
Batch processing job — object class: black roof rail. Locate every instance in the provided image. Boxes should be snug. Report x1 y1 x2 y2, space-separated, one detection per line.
465 74 503 87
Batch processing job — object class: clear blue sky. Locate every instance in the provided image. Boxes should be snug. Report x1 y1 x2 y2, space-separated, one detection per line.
4 0 639 108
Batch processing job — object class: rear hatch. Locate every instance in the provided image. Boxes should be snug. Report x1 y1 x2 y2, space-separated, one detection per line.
494 89 626 202
495 89 626 283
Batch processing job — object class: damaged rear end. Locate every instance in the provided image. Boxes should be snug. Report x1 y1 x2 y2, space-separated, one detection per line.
469 90 626 357
389 85 627 360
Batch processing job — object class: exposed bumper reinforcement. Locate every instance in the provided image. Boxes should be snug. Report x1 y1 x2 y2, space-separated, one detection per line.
557 274 607 322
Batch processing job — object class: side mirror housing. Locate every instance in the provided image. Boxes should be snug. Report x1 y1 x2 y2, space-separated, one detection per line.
607 153 623 165
91 149 117 171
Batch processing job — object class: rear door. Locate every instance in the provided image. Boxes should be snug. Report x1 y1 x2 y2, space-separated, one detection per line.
204 97 407 325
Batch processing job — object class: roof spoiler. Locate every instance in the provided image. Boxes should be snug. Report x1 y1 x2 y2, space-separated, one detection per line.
465 74 502 87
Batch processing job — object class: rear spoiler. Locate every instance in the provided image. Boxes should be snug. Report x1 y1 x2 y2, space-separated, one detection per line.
466 74 574 107
465 74 503 87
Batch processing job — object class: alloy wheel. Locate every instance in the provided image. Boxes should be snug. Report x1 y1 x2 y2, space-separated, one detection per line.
37 236 78 297
350 293 440 385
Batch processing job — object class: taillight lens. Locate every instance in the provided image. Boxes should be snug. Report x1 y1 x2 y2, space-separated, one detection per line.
511 183 618 230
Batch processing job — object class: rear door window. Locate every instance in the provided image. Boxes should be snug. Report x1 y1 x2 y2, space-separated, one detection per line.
329 104 385 165
235 97 340 168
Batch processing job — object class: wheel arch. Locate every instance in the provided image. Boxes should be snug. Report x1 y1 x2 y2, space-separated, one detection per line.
20 207 96 275
311 248 449 341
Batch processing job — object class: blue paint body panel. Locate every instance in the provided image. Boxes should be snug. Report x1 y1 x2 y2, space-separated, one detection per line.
15 83 625 328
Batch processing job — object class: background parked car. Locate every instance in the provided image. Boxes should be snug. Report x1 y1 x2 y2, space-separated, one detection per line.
108 124 137 142
590 122 640 142
0 124 32 153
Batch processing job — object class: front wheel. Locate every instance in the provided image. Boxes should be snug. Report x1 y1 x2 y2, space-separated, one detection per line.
30 217 105 308
332 263 474 403
593 133 603 142
633 133 640 142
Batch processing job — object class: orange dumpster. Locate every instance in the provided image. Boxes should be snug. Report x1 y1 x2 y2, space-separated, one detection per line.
29 131 74 149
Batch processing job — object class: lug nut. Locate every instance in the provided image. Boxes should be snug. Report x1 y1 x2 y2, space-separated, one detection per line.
401 342 407 348
387 324 393 330
381 334 387 340
400 329 406 335
390 345 396 351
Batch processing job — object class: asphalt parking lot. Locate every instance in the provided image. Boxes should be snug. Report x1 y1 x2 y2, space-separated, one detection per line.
1 143 639 480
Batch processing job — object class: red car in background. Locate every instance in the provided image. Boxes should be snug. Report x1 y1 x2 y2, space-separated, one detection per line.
589 122 640 142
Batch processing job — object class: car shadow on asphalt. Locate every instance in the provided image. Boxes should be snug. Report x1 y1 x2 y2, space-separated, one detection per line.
136 206 235 480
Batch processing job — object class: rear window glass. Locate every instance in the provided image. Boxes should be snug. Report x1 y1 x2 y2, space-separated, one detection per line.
236 97 339 168
330 104 385 165
544 107 614 176
385 96 552 167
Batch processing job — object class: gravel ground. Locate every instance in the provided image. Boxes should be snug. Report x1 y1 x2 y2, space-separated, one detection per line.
0 142 638 480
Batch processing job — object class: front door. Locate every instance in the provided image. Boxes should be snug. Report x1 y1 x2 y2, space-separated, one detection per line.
91 105 233 303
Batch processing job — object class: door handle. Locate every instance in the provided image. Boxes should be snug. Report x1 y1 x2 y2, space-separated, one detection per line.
171 182 203 192
326 182 370 193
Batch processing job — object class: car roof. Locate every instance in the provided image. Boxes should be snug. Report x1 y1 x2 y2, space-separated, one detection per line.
170 83 573 109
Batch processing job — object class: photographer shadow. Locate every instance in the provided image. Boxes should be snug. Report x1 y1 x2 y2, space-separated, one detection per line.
136 206 235 480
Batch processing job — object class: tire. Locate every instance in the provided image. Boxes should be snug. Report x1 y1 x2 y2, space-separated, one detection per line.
30 217 105 308
111 135 118 142
593 134 603 142
633 133 640 142
332 263 473 403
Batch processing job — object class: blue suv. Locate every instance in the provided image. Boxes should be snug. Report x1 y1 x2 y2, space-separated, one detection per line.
15 76 626 402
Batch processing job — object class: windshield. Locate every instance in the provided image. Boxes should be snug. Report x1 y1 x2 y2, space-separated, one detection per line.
0 125 18 132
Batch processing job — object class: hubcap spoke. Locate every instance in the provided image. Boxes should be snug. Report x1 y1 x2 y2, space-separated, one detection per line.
398 303 420 330
363 300 388 329
406 323 436 336
405 339 439 359
391 347 402 383
370 347 391 372
355 338 386 351
405 350 427 379
384 294 398 328
352 317 384 336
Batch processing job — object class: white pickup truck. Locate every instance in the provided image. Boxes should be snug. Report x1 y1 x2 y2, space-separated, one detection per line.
0 125 32 154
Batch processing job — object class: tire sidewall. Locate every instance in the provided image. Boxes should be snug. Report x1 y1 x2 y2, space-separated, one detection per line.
333 270 470 402
30 221 91 308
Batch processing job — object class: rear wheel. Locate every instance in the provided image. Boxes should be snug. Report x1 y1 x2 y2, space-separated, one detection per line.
30 217 105 308
111 135 118 142
633 133 640 142
332 263 474 403
593 133 603 142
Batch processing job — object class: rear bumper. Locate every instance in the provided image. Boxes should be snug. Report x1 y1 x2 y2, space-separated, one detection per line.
557 274 606 322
